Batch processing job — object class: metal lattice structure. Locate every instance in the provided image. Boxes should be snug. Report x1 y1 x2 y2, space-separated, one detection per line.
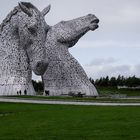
42 14 99 96
0 2 50 96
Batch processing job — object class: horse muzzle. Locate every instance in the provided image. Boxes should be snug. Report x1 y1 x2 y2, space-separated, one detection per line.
33 61 48 75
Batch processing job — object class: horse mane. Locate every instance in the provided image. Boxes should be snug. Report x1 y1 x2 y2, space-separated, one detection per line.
0 2 36 32
0 6 19 32
20 2 36 9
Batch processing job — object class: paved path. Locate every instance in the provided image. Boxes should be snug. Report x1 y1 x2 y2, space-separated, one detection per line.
0 98 140 106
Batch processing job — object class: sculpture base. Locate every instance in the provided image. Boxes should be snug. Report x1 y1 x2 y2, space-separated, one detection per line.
43 85 98 97
0 83 36 96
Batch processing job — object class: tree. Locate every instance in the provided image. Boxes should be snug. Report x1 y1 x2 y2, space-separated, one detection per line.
109 77 117 87
32 80 44 92
92 75 140 87
125 76 140 87
89 77 95 85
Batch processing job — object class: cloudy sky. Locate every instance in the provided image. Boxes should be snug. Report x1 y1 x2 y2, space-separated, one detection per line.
0 0 140 80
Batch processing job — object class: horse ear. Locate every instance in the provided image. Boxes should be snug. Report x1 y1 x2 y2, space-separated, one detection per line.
18 2 32 17
41 5 51 17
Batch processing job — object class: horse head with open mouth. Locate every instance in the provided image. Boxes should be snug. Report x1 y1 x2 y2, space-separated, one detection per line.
43 14 99 96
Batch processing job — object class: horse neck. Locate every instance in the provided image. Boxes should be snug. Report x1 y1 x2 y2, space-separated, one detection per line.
45 28 72 62
0 23 31 78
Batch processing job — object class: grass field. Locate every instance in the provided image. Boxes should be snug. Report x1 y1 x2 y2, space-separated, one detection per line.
0 103 140 140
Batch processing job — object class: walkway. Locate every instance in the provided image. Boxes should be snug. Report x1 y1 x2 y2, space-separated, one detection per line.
0 98 140 106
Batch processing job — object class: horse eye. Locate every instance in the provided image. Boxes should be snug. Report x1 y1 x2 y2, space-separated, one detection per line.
28 27 37 35
45 28 49 34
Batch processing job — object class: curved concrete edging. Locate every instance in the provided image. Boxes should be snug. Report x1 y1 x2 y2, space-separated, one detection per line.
0 98 140 106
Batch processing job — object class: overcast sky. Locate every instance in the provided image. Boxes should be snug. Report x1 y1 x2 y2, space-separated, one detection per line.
0 0 140 80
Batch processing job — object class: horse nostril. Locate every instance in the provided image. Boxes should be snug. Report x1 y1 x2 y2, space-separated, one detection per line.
91 20 95 24
36 61 48 70
34 61 48 75
94 19 99 23
90 19 99 24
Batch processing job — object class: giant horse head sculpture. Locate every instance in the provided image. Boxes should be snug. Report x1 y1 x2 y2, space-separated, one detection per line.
17 2 51 75
0 2 51 95
43 14 99 96
53 14 99 47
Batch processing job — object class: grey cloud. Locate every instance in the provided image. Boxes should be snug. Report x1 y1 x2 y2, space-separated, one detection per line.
84 63 140 79
87 58 118 66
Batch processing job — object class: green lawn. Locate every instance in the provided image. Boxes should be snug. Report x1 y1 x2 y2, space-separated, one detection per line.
0 103 140 140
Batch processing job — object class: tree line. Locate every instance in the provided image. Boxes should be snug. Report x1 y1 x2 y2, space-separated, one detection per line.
32 75 140 91
32 80 44 92
89 75 140 87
